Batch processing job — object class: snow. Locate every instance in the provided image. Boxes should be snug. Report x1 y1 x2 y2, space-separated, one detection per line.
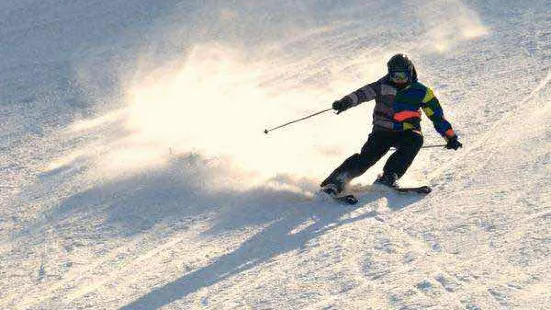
1 0 550 309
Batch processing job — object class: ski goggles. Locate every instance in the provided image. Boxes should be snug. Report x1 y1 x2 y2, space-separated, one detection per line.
390 71 409 83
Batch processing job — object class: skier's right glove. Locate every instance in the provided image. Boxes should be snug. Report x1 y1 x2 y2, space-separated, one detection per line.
332 97 352 113
446 135 463 150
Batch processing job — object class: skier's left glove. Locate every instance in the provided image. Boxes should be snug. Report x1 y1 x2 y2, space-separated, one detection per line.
446 135 462 150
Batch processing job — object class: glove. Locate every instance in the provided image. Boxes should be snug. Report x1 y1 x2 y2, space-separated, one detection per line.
332 97 352 113
446 135 463 150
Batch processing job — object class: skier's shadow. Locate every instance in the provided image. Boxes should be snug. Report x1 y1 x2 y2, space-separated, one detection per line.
379 191 428 211
121 185 424 310
121 198 378 309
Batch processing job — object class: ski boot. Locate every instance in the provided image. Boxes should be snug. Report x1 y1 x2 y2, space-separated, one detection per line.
374 172 399 188
320 171 351 196
374 173 432 194
320 172 358 204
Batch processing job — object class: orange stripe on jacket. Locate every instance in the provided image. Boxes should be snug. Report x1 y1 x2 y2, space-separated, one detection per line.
393 110 421 122
445 129 455 138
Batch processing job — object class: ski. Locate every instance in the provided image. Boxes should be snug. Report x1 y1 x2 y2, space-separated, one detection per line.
319 184 430 205
330 193 359 205
393 185 432 194
356 183 433 195
320 185 359 205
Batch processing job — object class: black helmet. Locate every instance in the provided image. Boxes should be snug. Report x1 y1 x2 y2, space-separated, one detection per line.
387 54 417 84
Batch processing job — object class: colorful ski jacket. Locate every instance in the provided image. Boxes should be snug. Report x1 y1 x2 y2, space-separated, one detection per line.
340 75 456 140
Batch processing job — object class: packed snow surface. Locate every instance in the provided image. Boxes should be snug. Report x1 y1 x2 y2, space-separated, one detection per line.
1 0 550 309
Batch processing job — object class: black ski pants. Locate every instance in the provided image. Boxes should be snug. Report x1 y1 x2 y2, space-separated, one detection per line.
330 129 423 180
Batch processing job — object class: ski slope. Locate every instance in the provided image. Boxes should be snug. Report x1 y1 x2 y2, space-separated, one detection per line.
1 0 550 309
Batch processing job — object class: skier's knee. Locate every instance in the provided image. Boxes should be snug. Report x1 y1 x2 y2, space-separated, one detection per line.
409 131 424 151
343 153 361 165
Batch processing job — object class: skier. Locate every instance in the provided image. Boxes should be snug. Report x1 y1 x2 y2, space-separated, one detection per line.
321 53 462 196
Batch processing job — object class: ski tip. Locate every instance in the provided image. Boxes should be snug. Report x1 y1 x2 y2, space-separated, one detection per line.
344 195 359 204
319 189 359 205
334 194 359 205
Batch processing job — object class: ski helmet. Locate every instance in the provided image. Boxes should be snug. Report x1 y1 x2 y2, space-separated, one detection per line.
387 54 417 84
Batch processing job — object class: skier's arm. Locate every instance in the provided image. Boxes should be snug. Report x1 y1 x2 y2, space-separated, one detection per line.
333 82 379 112
346 82 378 107
420 88 456 140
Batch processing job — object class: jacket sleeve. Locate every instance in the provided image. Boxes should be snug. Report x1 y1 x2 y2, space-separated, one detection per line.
420 88 456 140
338 81 379 110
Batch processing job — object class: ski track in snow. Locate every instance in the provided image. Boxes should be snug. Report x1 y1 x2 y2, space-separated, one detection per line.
1 0 551 309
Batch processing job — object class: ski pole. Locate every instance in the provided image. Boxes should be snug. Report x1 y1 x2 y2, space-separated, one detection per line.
391 144 446 151
264 108 333 134
421 144 447 149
